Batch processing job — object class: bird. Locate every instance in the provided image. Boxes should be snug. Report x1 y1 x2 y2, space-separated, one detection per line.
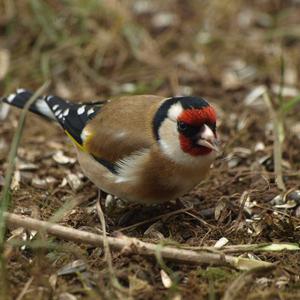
2 89 219 204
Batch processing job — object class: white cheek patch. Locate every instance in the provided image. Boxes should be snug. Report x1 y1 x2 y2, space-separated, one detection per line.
158 118 216 167
168 103 183 121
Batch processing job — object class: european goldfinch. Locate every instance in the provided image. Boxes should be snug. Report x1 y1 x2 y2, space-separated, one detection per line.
3 89 219 204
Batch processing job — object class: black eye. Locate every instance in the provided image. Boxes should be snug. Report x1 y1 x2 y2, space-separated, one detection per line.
177 121 199 137
177 121 188 131
207 123 217 133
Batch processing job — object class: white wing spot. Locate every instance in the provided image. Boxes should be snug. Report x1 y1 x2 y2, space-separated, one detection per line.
16 88 26 94
46 95 54 102
7 94 16 103
58 113 63 119
77 105 86 115
87 108 94 115
52 104 59 110
55 109 62 116
63 108 70 116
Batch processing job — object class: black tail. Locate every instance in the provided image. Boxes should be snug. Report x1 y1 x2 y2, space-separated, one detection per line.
3 89 56 120
2 89 104 145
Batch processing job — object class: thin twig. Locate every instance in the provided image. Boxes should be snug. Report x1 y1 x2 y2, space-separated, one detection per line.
0 82 50 300
118 206 193 232
0 81 50 244
263 91 286 190
184 211 216 229
96 193 119 287
254 203 300 222
179 242 299 253
96 196 128 297
3 212 272 270
16 277 33 300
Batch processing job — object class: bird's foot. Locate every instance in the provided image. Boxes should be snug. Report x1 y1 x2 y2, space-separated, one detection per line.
104 194 127 215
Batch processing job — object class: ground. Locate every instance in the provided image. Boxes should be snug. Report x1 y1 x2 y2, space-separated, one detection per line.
1 1 300 299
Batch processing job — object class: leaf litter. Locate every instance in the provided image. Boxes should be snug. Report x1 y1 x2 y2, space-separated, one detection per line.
1 1 300 299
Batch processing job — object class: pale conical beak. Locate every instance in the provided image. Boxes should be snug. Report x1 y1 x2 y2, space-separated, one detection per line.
197 124 220 152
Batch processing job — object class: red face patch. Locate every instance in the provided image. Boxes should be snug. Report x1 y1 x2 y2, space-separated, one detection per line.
179 135 213 156
178 106 216 126
177 106 217 156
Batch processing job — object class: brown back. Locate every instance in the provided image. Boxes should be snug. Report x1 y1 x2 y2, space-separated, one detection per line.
83 95 164 162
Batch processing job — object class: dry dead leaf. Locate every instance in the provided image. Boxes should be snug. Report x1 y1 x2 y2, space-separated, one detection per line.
0 103 10 121
58 293 77 300
66 173 83 191
0 48 10 80
214 237 229 249
152 12 178 28
160 269 172 288
11 170 21 190
53 151 76 165
57 260 86 276
49 274 57 290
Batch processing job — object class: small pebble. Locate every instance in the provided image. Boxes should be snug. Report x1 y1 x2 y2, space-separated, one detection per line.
295 206 300 217
287 190 300 204
53 151 76 165
31 177 48 189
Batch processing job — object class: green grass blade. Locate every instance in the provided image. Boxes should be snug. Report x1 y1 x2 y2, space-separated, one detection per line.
282 94 300 113
0 81 50 243
0 82 50 300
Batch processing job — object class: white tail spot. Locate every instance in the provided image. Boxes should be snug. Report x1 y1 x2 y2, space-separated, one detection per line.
7 94 16 103
16 88 26 94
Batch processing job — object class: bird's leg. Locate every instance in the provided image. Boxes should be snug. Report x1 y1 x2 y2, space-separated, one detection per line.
96 189 128 215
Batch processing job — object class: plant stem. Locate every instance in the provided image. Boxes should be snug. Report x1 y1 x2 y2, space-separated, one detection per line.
0 82 50 299
263 91 286 190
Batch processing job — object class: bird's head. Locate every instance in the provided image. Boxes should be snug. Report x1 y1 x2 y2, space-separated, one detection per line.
153 96 219 164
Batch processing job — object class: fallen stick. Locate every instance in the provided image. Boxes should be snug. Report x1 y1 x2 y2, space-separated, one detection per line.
180 242 300 253
4 212 272 270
